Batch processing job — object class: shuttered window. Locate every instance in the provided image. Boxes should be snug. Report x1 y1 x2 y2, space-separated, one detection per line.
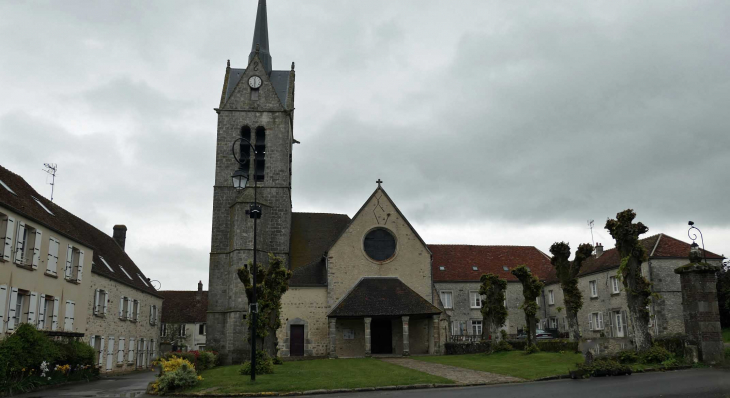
46 237 60 275
63 300 75 331
1 214 15 262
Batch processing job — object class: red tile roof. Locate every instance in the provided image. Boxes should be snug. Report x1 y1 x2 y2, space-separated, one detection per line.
429 245 553 282
577 234 723 278
160 290 208 323
0 164 162 297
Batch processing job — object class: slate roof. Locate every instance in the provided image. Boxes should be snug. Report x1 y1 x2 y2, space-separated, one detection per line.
576 233 723 279
223 68 290 107
289 212 350 287
160 289 208 324
0 164 162 298
430 244 553 282
328 277 441 318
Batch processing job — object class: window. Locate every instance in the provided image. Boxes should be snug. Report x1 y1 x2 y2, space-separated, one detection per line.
199 323 206 335
549 317 557 329
31 196 54 215
471 320 482 336
589 280 598 298
451 320 462 336
179 324 186 337
161 323 167 337
64 245 85 282
119 265 133 280
119 297 130 320
548 290 555 305
363 228 396 261
93 289 108 316
39 295 57 330
440 291 453 309
472 266 478 271
589 312 604 330
239 126 252 178
98 256 114 272
610 276 620 294
469 291 482 309
63 300 75 331
254 126 265 181
0 213 16 262
149 305 157 325
14 222 41 268
14 289 27 326
502 266 509 271
132 300 140 322
0 179 16 195
46 237 60 275
128 337 136 363
117 337 126 364
439 266 445 271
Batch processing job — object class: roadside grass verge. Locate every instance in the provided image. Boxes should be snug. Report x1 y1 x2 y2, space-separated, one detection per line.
185 358 453 394
416 351 584 380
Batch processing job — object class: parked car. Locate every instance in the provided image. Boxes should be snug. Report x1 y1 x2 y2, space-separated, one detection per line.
516 329 554 340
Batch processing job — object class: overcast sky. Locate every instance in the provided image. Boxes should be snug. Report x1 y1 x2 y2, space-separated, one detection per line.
1 1 728 290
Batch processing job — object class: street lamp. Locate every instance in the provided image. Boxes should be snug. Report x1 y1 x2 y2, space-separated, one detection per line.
232 137 261 381
687 221 707 264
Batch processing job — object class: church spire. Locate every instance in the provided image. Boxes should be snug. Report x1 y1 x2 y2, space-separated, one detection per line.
249 0 272 75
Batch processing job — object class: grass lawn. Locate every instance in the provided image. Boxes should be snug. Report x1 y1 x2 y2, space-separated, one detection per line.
723 328 730 343
416 351 584 380
185 358 454 394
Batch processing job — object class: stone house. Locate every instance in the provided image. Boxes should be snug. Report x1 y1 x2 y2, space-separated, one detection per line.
543 234 724 353
0 164 163 374
430 245 554 339
160 281 208 352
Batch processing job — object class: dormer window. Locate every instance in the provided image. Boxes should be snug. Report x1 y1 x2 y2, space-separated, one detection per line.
31 196 54 216
0 179 16 195
439 266 445 271
472 266 478 271
502 266 509 271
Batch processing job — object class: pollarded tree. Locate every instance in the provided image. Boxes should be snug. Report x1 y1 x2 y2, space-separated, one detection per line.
479 273 508 341
605 209 652 352
550 241 594 341
237 253 292 357
511 265 544 348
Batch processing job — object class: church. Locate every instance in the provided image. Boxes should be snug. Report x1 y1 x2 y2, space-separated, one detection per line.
206 0 450 364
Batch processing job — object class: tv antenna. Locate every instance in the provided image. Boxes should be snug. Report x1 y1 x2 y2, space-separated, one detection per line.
587 220 595 247
43 163 58 202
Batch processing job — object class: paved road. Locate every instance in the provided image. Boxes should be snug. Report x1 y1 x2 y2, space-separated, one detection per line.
13 370 156 398
327 369 730 398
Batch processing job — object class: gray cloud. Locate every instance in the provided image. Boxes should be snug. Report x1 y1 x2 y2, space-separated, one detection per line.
1 1 729 289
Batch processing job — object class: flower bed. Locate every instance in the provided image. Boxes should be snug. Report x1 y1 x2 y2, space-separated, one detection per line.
0 324 98 395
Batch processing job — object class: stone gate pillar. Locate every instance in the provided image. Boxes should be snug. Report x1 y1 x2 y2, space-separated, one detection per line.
674 262 724 364
328 318 338 359
364 317 372 357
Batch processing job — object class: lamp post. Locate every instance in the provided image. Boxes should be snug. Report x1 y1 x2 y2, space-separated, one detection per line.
687 221 707 264
232 137 261 381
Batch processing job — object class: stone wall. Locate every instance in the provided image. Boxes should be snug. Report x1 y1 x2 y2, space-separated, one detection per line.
277 287 328 357
86 272 163 374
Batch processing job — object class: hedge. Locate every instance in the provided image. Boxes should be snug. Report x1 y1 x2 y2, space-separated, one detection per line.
653 334 687 359
445 339 578 355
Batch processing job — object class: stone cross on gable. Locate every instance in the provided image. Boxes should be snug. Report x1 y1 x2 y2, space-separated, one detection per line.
376 179 383 188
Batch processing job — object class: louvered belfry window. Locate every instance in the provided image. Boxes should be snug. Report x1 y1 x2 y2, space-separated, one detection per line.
254 127 266 182
240 126 251 173
363 228 396 261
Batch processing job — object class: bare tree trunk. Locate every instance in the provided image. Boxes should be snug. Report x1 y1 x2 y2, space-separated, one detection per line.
566 307 581 341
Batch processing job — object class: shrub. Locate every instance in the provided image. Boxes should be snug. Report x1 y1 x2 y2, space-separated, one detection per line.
54 339 95 368
239 351 274 375
525 344 540 354
155 360 200 394
577 358 632 377
196 351 217 371
617 350 638 364
653 334 687 358
499 330 508 341
640 345 673 364
273 356 284 365
492 340 513 352
0 324 61 378
661 358 679 368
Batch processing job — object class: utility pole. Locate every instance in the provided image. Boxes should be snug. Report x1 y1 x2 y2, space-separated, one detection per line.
43 163 58 201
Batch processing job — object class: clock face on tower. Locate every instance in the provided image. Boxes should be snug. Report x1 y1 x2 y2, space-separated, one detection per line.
248 76 262 89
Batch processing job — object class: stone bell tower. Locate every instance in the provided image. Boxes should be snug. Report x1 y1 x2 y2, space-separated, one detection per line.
207 0 295 364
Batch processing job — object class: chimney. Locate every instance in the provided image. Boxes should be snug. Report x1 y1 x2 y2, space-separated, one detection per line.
595 243 603 258
197 281 203 300
113 225 127 251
